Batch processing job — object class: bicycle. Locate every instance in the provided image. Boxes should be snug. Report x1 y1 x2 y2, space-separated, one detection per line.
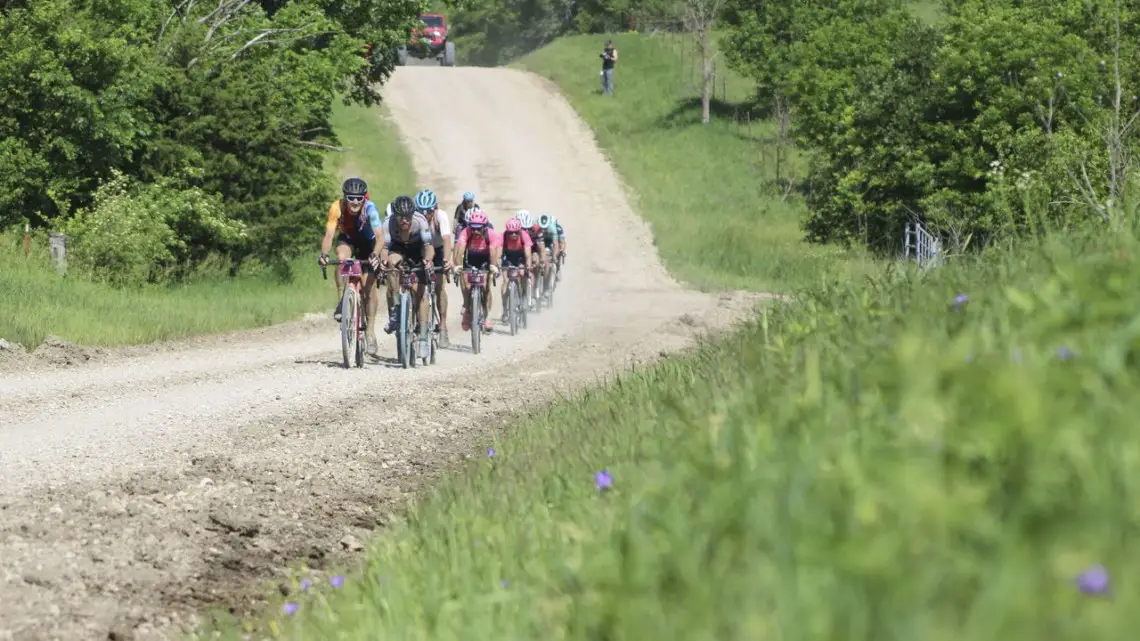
320 258 376 369
530 260 546 313
503 265 528 335
540 246 557 307
460 265 496 354
421 264 449 365
387 260 438 369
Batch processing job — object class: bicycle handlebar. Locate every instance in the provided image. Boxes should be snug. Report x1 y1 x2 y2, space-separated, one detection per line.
319 258 377 281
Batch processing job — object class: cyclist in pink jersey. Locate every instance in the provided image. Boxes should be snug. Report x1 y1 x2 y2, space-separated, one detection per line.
452 209 502 333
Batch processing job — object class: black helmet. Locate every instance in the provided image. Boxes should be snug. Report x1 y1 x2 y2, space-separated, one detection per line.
342 177 368 197
392 195 416 218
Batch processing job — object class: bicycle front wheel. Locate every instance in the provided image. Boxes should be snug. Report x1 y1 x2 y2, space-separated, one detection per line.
399 289 412 369
340 286 359 369
508 281 519 336
471 286 482 355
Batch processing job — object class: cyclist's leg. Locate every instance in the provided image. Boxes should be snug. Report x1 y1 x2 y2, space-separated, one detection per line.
499 256 510 322
351 241 379 344
459 264 473 331
332 239 353 320
384 249 407 333
482 263 494 331
431 248 449 344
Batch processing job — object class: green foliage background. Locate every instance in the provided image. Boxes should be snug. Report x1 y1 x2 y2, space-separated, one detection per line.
0 0 422 284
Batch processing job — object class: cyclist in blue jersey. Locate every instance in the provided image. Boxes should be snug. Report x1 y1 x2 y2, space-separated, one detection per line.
537 213 566 281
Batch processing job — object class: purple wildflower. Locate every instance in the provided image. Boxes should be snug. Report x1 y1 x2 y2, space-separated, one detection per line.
500 579 510 588
950 293 969 311
487 448 496 458
595 469 613 492
299 579 311 592
1056 346 1075 360
1075 564 1110 595
283 602 299 616
330 575 345 588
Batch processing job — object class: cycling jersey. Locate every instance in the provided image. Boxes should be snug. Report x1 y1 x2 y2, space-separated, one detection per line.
456 227 502 267
454 202 478 227
383 213 433 250
542 222 565 245
501 230 532 266
421 208 452 248
326 199 382 242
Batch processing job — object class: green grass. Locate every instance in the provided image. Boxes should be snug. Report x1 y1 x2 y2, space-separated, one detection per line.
0 100 415 349
221 222 1140 640
512 33 878 293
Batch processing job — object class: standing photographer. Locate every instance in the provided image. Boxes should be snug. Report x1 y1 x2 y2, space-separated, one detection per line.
600 39 618 96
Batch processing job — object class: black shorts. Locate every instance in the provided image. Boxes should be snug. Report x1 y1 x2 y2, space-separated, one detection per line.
389 240 425 264
464 252 491 269
336 233 374 260
432 246 444 269
502 251 527 268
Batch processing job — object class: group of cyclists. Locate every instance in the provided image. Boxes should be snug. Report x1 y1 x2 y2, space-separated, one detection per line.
319 177 567 355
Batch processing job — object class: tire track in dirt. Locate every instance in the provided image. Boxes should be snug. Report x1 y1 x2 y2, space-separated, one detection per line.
0 66 770 640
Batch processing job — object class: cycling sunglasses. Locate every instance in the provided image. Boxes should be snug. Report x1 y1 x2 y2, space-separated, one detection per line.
344 195 365 204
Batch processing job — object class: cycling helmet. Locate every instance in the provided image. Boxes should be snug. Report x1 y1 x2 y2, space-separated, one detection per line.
538 213 554 229
467 209 490 229
342 177 368 197
516 210 532 227
505 218 522 233
462 191 475 202
415 189 437 211
392 195 416 218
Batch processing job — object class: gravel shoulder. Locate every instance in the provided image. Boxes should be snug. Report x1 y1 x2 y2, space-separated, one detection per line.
0 66 771 641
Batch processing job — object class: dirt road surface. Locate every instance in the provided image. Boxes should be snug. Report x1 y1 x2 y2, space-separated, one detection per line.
0 66 768 641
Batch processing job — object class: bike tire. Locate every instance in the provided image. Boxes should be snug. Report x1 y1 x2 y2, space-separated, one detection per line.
508 281 519 336
520 279 529 329
471 286 482 355
399 290 411 369
406 293 418 369
426 290 439 365
544 266 555 307
533 271 543 312
340 286 358 369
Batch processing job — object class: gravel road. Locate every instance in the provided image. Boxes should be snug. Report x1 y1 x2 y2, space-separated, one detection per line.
0 66 768 641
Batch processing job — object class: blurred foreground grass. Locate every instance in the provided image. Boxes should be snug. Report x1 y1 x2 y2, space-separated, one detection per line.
211 221 1140 639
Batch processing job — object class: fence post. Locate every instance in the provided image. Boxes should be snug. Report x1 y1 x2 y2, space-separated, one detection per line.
49 232 67 275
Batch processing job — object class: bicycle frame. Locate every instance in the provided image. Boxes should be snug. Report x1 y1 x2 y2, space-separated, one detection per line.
320 258 375 368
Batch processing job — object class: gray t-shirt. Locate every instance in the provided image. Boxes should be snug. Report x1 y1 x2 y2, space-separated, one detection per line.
383 213 433 248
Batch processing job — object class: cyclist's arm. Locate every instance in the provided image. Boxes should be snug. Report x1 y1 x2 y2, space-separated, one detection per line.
321 201 340 254
366 202 384 257
522 232 534 269
453 227 468 265
380 218 392 264
438 211 453 265
418 216 436 266
489 230 503 268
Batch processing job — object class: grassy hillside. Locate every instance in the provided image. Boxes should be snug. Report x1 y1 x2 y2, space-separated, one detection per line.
513 33 878 293
210 31 1139 641
0 101 415 349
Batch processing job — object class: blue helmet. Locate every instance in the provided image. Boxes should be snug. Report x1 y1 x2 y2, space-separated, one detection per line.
415 189 437 211
538 213 556 230
462 191 475 202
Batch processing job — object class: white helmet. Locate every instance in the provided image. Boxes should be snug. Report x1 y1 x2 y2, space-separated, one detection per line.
516 210 533 227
